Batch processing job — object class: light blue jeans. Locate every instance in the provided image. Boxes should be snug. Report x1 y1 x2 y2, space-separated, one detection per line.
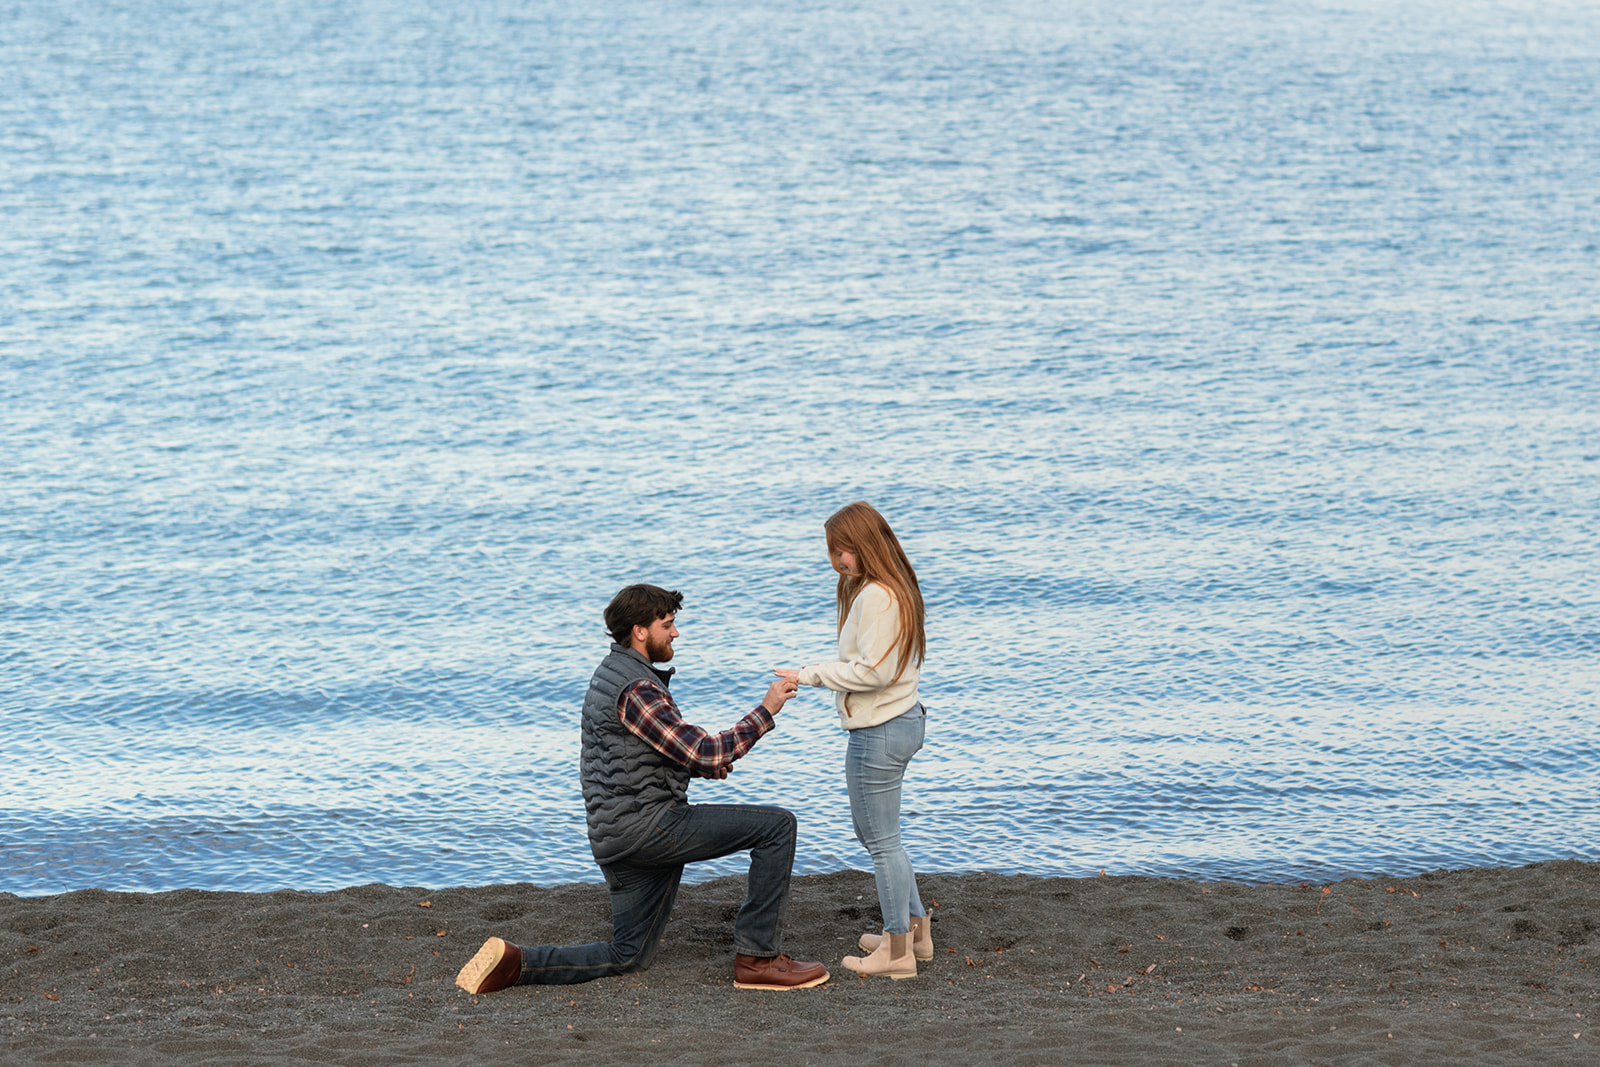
845 703 927 936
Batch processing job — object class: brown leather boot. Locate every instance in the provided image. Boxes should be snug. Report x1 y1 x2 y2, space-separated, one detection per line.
733 953 830 990
842 930 917 979
454 936 522 994
857 914 933 960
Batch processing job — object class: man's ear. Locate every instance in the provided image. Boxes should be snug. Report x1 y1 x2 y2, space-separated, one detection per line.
631 623 649 646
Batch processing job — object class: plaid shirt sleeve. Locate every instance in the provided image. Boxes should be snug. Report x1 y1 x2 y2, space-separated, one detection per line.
617 679 775 778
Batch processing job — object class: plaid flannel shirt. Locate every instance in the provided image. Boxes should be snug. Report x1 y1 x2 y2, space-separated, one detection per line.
617 679 774 778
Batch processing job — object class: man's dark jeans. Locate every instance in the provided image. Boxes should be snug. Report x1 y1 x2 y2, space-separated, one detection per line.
516 802 798 985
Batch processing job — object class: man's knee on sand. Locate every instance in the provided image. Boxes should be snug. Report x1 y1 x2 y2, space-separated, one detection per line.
611 927 667 974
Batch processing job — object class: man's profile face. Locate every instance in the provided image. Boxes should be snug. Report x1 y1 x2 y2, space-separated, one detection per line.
634 613 679 663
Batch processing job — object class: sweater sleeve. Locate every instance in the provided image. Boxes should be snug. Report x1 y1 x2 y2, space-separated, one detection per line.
797 584 902 693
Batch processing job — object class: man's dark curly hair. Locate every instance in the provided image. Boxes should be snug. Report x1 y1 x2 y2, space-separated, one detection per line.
604 584 683 645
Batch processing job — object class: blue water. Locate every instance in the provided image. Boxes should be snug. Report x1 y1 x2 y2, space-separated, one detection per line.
3 0 1597 896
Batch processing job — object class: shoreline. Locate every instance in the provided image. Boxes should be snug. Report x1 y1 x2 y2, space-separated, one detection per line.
5 862 1598 1064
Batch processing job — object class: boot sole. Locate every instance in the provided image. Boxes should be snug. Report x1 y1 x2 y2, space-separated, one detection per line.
455 937 515 994
842 965 919 979
734 971 831 990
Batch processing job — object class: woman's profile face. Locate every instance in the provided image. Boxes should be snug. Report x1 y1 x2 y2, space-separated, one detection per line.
828 541 859 576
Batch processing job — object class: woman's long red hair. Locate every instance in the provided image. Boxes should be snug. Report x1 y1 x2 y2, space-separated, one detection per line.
824 502 925 684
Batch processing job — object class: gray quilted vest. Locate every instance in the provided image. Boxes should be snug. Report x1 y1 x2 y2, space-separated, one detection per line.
580 643 691 865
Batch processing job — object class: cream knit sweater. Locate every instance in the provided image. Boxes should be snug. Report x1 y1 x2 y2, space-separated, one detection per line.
797 581 921 729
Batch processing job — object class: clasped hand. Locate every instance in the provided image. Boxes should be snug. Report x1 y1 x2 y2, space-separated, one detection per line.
762 671 800 713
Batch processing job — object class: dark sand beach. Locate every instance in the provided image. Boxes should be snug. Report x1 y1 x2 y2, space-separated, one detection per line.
5 861 1598 1064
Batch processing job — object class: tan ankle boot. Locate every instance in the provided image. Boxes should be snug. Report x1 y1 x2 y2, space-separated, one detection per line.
842 930 917 979
857 915 933 960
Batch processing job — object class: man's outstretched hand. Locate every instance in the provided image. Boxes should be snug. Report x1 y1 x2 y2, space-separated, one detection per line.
761 675 799 714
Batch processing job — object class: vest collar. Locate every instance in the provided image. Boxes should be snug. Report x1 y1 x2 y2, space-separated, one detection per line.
610 642 675 687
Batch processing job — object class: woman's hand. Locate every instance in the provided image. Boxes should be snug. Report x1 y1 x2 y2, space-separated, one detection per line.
772 667 800 683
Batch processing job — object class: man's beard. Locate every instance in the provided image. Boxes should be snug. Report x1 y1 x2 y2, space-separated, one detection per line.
646 635 675 663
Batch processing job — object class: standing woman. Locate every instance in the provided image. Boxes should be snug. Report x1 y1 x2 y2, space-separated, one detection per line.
776 501 931 979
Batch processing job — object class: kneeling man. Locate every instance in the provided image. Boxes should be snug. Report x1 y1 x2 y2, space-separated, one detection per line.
455 584 828 993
